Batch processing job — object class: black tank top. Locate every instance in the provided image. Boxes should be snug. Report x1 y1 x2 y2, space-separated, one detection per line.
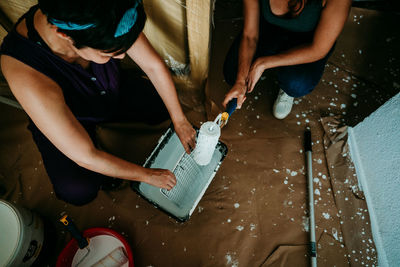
261 0 323 32
0 5 121 122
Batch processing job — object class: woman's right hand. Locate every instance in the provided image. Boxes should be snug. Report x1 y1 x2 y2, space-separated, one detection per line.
144 168 177 190
223 82 247 109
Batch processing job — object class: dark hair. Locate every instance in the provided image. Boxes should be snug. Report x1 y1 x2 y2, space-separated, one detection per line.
38 0 146 54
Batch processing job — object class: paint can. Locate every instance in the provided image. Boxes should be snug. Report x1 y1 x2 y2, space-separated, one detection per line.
57 227 134 267
0 200 44 267
192 121 221 166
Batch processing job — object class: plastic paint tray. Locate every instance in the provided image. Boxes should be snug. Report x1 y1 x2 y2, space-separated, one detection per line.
131 126 228 221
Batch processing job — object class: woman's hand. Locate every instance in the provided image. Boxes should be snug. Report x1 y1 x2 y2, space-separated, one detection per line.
247 58 266 93
145 168 177 190
174 118 196 154
223 82 248 109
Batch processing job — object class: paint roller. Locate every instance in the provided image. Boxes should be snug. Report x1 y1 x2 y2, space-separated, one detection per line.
192 98 237 166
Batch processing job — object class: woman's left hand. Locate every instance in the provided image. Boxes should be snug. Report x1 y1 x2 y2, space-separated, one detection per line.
247 58 266 93
174 118 197 154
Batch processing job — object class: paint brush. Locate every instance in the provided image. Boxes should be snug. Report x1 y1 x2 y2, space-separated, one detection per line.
59 213 91 267
305 130 317 267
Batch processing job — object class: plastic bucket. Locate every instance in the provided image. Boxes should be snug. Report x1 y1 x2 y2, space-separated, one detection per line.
0 200 44 267
56 227 134 267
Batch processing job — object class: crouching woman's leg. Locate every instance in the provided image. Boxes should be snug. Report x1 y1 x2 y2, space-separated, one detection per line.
276 55 330 98
28 122 107 206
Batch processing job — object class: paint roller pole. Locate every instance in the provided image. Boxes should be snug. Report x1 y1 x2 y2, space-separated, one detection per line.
305 130 317 267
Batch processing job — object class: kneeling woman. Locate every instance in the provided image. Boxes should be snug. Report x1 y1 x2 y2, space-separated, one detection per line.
0 0 196 205
223 0 351 119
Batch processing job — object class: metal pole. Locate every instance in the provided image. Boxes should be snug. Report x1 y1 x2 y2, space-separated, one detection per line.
305 130 317 267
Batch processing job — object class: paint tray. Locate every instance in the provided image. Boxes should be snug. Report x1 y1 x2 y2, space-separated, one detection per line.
131 126 228 221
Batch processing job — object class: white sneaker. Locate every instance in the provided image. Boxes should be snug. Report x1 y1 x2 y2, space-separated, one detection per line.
273 89 294 119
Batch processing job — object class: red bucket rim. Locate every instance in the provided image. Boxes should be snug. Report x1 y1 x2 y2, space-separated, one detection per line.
56 227 134 267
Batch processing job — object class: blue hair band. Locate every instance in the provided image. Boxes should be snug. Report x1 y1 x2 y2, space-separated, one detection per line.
49 18 95 30
48 1 139 37
114 1 139 38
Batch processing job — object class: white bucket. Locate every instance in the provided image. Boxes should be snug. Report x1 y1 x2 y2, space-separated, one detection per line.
0 200 44 267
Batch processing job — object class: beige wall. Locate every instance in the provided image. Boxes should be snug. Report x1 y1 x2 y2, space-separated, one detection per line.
0 0 37 23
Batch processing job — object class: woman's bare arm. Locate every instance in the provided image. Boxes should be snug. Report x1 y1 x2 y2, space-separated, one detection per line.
0 55 177 190
247 0 352 91
223 0 260 108
127 33 196 154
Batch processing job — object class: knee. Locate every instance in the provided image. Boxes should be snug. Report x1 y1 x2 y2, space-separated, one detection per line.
54 182 99 206
279 75 318 98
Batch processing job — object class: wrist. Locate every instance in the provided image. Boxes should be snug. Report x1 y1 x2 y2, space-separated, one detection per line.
257 57 270 69
137 166 151 183
234 79 247 86
171 113 188 125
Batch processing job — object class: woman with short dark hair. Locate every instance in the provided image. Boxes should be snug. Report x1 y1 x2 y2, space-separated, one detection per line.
0 0 196 205
223 0 351 119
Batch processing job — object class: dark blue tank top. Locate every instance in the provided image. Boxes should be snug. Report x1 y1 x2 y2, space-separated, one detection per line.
0 5 121 123
261 0 323 32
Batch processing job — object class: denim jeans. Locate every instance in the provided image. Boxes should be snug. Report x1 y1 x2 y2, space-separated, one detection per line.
223 20 334 98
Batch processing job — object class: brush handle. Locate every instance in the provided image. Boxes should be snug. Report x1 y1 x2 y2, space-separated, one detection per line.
226 98 237 117
59 214 89 249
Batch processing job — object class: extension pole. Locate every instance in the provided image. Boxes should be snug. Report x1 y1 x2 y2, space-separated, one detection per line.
305 130 317 267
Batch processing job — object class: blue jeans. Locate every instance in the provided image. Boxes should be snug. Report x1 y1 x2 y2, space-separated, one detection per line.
223 20 334 97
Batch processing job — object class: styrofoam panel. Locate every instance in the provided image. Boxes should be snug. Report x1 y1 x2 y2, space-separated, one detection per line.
348 92 400 267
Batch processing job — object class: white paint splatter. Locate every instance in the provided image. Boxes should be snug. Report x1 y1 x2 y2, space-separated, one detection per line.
315 189 320 196
290 171 298 176
234 203 240 208
302 216 310 232
332 228 339 241
236 226 244 231
322 213 330 219
250 223 256 231
273 169 280 173
225 252 239 267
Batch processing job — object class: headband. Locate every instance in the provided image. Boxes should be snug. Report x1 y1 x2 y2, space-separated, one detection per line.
49 1 140 38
